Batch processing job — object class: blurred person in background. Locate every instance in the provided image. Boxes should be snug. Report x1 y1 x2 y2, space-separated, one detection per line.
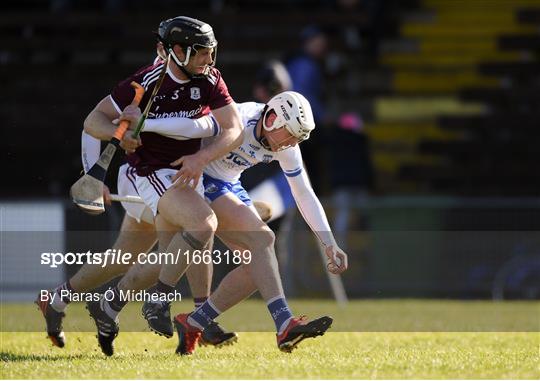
286 26 328 125
253 60 292 104
286 27 330 193
334 0 390 58
329 112 374 252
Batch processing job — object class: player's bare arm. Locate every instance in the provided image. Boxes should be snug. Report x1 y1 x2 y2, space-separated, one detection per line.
84 96 141 153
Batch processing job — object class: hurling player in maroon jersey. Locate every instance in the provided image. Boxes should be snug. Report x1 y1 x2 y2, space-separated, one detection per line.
80 16 243 356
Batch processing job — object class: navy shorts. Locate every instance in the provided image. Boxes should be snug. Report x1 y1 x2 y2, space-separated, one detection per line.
203 174 253 206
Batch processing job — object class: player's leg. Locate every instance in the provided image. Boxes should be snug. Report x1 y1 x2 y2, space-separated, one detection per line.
189 201 273 313
84 167 166 355
81 214 156 356
36 213 156 348
186 194 287 321
95 213 174 347
184 243 243 347
38 163 156 349
173 193 276 355
86 214 168 356
115 176 216 296
184 260 241 348
71 215 157 292
201 262 256 311
138 186 217 338
174 193 332 354
92 184 216 349
116 214 175 293
213 195 283 299
155 184 217 290
185 260 213 311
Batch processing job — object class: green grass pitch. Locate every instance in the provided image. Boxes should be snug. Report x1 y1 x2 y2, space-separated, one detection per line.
1 300 538 379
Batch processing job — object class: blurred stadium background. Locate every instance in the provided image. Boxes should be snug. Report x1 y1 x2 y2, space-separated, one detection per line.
1 0 539 303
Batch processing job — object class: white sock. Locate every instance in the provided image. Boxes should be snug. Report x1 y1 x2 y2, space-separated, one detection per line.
186 315 205 330
50 294 68 313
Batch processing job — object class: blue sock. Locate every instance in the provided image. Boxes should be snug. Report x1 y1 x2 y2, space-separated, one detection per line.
267 296 293 334
187 299 221 330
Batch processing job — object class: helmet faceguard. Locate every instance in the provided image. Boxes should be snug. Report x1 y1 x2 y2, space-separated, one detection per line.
261 91 315 150
156 16 218 77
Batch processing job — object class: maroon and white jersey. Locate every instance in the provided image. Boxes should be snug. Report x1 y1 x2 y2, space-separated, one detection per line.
110 60 233 176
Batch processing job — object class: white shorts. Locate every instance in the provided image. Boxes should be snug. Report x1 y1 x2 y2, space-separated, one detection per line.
117 164 153 224
117 164 204 223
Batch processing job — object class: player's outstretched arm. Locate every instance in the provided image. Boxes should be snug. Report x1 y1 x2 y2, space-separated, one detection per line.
142 114 219 140
279 151 349 274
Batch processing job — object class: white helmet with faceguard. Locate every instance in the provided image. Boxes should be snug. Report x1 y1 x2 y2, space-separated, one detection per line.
262 91 316 146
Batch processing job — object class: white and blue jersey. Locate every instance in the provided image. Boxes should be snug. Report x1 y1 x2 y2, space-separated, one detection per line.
82 98 337 247
203 102 305 205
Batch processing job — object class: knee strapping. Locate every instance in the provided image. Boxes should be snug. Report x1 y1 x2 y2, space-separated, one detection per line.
181 231 206 250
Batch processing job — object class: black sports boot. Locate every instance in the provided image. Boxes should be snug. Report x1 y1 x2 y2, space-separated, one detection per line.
142 300 173 338
277 315 333 353
200 321 238 347
86 297 119 356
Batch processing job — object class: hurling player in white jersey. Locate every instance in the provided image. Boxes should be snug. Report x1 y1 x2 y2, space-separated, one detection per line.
134 91 348 354
64 91 346 354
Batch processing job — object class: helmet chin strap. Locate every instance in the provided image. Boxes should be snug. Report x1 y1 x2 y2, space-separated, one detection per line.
259 136 272 151
167 47 198 79
261 134 294 152
255 114 272 150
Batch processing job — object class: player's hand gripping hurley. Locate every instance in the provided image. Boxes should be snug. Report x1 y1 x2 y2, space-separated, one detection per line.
70 56 170 215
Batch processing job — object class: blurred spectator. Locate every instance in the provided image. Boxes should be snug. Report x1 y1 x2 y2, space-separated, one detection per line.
334 0 392 58
285 26 331 193
330 112 374 190
252 60 292 103
335 0 362 51
330 112 374 251
285 26 329 125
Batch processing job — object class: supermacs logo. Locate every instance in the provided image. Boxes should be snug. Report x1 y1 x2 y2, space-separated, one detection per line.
149 105 203 119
